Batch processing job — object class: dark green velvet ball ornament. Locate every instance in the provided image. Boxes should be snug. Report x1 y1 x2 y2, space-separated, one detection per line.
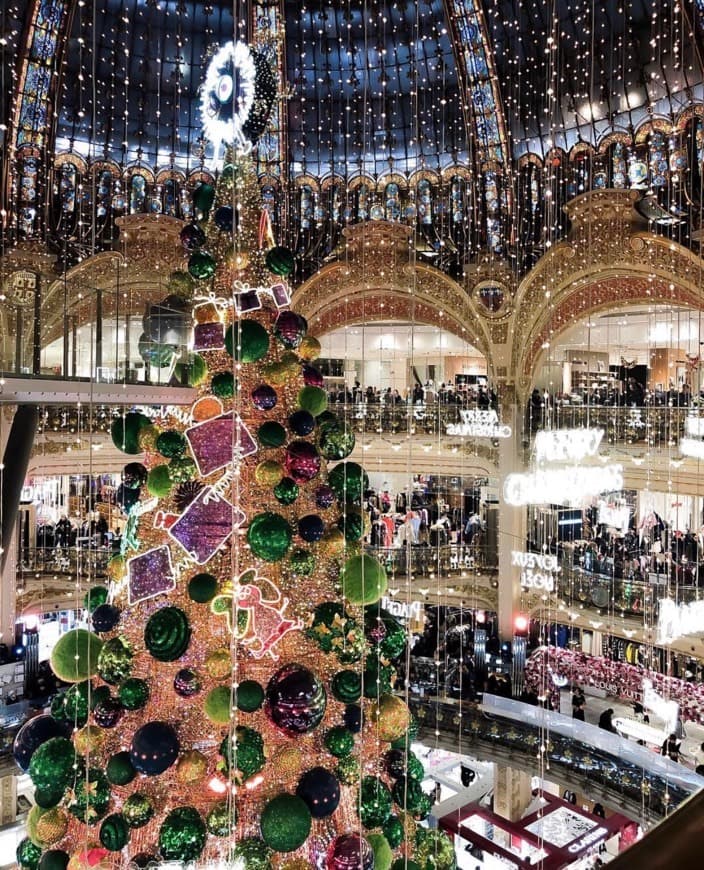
324 726 354 758
264 245 295 277
100 813 129 851
331 670 362 703
192 182 215 215
106 750 137 786
260 794 311 852
144 606 191 661
212 371 236 398
38 850 69 870
235 680 265 712
337 510 365 542
188 573 218 603
274 477 299 505
156 429 186 458
258 421 287 448
118 677 150 710
34 784 66 809
111 412 151 454
360 776 393 828
122 793 155 828
382 815 404 849
159 806 207 862
147 464 173 498
225 320 270 363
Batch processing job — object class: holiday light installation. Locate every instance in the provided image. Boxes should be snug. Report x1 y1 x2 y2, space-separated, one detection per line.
14 41 456 870
445 409 511 438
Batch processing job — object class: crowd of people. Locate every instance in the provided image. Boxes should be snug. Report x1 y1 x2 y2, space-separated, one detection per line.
34 512 120 551
327 380 498 409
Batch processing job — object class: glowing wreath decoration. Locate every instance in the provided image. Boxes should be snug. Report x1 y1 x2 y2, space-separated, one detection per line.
200 40 277 161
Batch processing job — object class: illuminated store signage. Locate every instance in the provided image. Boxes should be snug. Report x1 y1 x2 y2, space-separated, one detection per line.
445 409 512 438
503 464 624 506
657 597 704 644
567 827 608 854
680 437 704 459
685 416 704 437
380 597 422 621
512 550 559 592
534 428 604 463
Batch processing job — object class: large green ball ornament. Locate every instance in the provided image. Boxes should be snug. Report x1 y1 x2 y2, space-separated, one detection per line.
264 245 295 277
67 767 111 822
188 572 218 603
16 838 42 870
144 606 191 661
192 182 215 214
204 686 232 724
414 829 457 870
338 509 365 542
99 813 129 852
159 807 206 862
111 412 150 454
212 371 236 398
336 755 360 785
297 386 327 417
320 425 355 460
118 677 149 710
367 833 393 870
392 777 427 816
382 815 404 849
231 838 273 870
39 850 70 870
60 681 91 725
331 670 362 704
225 319 270 362
106 751 136 786
274 477 299 506
341 554 387 605
288 548 315 576
188 250 217 280
206 800 233 836
360 776 393 828
156 429 186 458
324 726 354 758
147 464 173 498
83 586 108 611
174 352 207 386
97 635 133 684
247 512 293 562
50 630 103 683
328 461 369 505
122 793 155 828
258 421 287 448
235 680 265 712
168 269 196 295
260 795 311 852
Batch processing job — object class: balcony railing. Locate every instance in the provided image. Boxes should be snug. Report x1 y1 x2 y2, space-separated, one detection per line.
16 547 111 578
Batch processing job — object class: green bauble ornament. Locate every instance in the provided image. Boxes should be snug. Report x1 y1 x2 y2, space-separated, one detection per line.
206 800 233 836
16 838 42 870
83 586 108 611
337 509 365 542
147 464 173 497
50 629 103 683
174 352 207 386
34 784 66 809
225 320 270 362
331 670 362 704
392 862 422 870
297 386 327 417
138 335 175 368
168 456 197 483
320 425 355 460
67 767 111 822
414 829 457 870
156 429 186 458
260 794 311 852
188 250 217 280
360 776 393 828
188 572 218 603
235 680 265 712
406 754 425 781
392 777 428 815
288 548 315 576
192 182 215 214
231 838 273 870
247 512 293 562
122 793 155 828
144 606 191 661
220 727 266 783
100 813 129 851
363 655 395 698
212 371 236 398
168 269 196 295
204 686 232 724
39 850 70 870
61 681 91 725
159 806 207 862
111 412 151 454
341 554 388 606
368 833 393 870
382 815 404 849
328 461 369 504
106 751 137 786
365 606 407 661
258 421 287 448
118 677 150 710
97 635 133 684
336 755 360 785
264 245 295 277
324 726 354 758
274 477 299 505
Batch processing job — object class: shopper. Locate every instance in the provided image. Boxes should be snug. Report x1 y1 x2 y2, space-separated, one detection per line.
598 708 616 732
661 733 682 762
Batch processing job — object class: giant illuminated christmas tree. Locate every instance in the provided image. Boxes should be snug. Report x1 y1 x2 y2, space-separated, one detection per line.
15 39 457 870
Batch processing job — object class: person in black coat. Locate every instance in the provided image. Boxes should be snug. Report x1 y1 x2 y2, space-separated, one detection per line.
598 708 616 732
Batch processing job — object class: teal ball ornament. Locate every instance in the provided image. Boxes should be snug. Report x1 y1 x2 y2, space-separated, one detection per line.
106 751 137 786
188 572 218 603
235 680 265 712
159 806 206 862
258 421 287 448
260 794 312 852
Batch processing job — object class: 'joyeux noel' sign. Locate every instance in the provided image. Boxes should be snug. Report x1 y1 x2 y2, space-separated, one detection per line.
512 550 560 592
445 409 512 438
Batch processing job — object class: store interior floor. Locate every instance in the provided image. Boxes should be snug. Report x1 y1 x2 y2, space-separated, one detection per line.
558 688 704 768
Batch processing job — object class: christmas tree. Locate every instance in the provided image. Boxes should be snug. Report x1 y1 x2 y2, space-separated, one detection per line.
14 39 457 870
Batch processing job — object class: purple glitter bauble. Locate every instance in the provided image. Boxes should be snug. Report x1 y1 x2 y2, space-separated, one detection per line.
326 835 373 870
274 311 307 349
174 668 201 697
93 697 123 728
315 485 335 509
302 364 324 388
265 663 326 736
252 384 278 411
284 441 321 483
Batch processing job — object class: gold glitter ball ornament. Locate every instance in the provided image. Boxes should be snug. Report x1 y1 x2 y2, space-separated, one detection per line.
278 859 314 870
298 336 321 361
73 725 107 755
30 805 69 847
176 749 208 784
269 745 303 780
137 424 159 453
106 554 125 582
205 649 232 680
255 460 285 487
368 694 410 742
320 527 346 556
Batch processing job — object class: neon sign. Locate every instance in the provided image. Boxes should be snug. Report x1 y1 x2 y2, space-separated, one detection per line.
503 464 623 506
445 409 512 438
512 550 560 592
657 597 704 644
534 428 604 463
